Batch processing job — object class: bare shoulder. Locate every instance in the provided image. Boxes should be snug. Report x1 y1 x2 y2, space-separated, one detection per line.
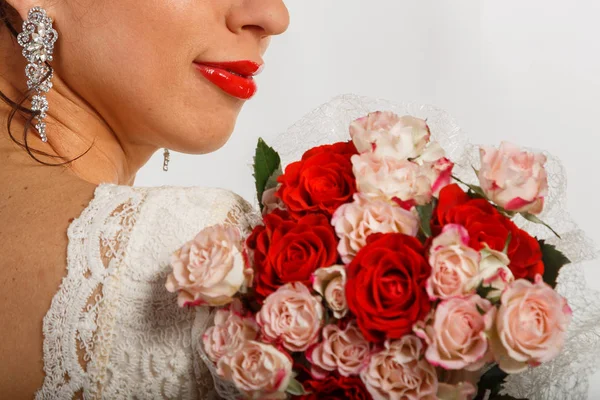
0 163 96 398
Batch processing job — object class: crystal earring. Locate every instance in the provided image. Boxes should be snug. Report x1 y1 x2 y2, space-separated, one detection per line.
17 7 58 143
163 148 170 171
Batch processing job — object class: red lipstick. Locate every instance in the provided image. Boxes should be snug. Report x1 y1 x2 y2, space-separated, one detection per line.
194 60 263 100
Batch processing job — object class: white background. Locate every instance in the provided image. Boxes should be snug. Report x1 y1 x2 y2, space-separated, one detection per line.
136 1 600 396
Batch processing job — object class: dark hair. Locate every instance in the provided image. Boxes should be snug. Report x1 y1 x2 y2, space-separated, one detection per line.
0 1 89 165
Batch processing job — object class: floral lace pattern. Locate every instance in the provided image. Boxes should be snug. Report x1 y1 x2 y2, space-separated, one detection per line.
37 184 259 399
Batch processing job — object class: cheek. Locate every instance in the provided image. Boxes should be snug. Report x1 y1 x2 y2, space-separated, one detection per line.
52 0 241 153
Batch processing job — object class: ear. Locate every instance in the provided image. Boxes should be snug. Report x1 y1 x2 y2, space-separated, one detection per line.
4 0 48 22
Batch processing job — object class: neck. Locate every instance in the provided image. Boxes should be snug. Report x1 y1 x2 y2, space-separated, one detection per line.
0 34 157 185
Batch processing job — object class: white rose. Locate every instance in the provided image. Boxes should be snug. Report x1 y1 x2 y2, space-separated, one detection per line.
166 224 246 307
477 142 548 214
469 245 514 299
332 194 419 264
349 111 403 153
352 152 432 205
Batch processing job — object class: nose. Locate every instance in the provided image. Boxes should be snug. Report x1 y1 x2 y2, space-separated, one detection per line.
227 0 290 37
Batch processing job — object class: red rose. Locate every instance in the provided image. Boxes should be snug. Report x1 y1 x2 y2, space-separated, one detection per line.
246 210 339 300
277 141 358 219
434 184 544 280
345 233 431 342
293 366 370 400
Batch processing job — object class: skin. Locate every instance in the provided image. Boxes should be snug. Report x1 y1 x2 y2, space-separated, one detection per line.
0 0 288 397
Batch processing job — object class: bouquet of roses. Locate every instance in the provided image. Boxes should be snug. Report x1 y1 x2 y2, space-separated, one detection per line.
166 111 572 400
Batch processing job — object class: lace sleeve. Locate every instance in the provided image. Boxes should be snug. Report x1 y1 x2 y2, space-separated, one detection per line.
38 184 262 400
38 184 147 399
270 94 600 400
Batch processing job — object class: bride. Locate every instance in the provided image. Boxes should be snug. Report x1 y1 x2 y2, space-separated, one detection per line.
0 0 289 398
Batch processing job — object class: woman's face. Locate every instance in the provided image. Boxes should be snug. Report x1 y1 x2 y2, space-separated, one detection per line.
14 0 289 154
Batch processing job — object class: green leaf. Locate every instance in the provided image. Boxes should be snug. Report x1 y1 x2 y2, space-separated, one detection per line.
539 240 571 288
476 304 486 316
253 138 281 211
286 377 307 396
474 365 508 400
521 212 561 239
452 175 486 198
476 282 500 304
495 207 518 219
415 198 437 238
265 165 283 191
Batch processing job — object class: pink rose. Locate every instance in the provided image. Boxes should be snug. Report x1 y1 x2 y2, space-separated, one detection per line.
261 186 285 215
312 265 348 318
352 152 433 206
256 282 324 352
489 275 572 373
478 142 548 214
427 225 481 300
414 295 495 371
332 194 419 263
202 304 259 363
166 224 246 307
360 335 438 400
308 322 371 377
217 340 292 400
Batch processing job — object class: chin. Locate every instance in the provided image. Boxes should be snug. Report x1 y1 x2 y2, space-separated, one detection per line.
173 109 238 154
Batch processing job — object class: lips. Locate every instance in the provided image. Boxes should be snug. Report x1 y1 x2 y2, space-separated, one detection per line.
194 60 263 100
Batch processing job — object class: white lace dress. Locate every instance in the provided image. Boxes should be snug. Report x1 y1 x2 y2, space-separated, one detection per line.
36 184 259 400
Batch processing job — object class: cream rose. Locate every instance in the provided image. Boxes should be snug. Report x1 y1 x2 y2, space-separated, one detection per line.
421 156 454 196
350 111 446 163
352 152 433 205
414 295 495 371
477 142 548 214
261 186 285 215
332 194 419 263
256 282 324 352
312 265 348 318
165 224 246 307
490 275 572 373
427 224 481 300
361 335 438 400
202 305 259 363
349 111 403 153
217 340 292 400
468 245 514 299
308 322 371 377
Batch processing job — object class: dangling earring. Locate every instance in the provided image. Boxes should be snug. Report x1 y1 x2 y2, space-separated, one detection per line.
163 148 170 172
17 7 58 143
